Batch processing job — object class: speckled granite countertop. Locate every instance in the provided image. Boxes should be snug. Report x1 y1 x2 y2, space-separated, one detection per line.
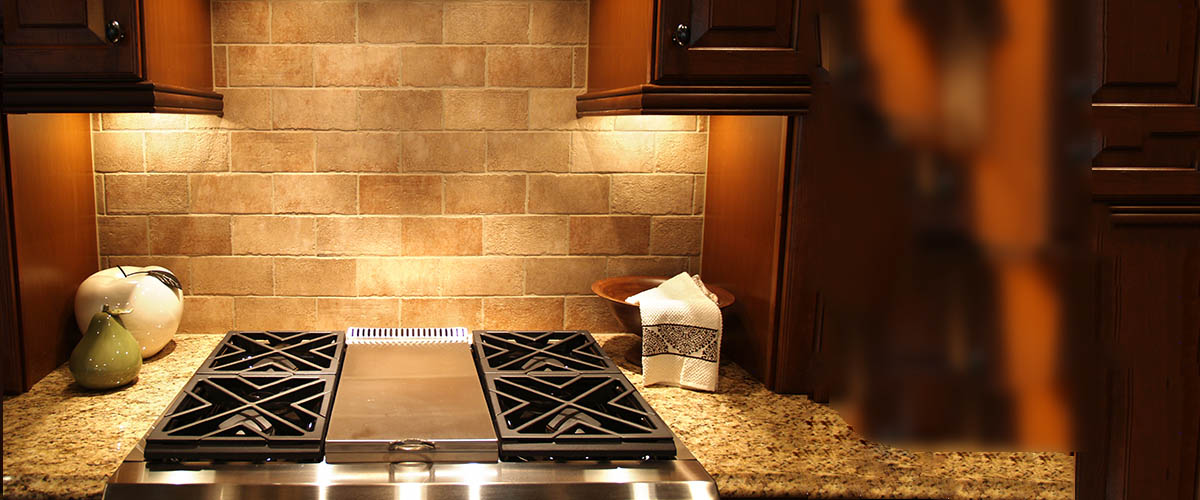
2 333 1074 499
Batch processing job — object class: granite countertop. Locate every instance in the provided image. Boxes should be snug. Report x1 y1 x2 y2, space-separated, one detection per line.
2 333 1074 499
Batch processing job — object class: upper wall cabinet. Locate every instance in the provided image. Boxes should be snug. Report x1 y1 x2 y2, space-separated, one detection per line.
577 0 817 116
2 0 223 114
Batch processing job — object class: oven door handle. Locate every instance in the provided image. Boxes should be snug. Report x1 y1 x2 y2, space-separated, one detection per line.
389 439 436 452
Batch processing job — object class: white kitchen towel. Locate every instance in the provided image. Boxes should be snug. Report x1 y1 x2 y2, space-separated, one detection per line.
627 272 722 391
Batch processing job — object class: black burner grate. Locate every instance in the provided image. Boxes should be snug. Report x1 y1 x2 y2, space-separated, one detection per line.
198 331 344 375
474 330 617 374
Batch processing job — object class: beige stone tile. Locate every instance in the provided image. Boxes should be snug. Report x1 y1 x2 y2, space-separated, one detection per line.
444 174 525 214
401 47 486 87
187 114 224 130
94 174 105 214
614 116 698 131
145 132 229 172
402 217 482 256
654 133 708 173
444 90 527 130
573 47 587 88
272 89 357 130
190 256 273 295
358 90 443 130
106 256 191 292
272 174 358 214
231 132 314 172
315 46 402 86
606 256 688 277
105 174 188 214
275 257 357 296
228 46 313 86
315 217 403 255
101 114 186 130
271 1 356 43
525 256 606 295
529 89 580 130
401 132 485 172
439 257 523 296
92 132 143 172
402 298 481 329
212 1 269 42
569 216 651 255
189 174 273 213
316 132 402 172
177 296 234 334
571 132 654 173
148 215 232 255
530 1 588 44
649 216 703 255
220 88 272 130
444 2 529 44
356 258 440 296
91 113 102 131
317 298 400 328
564 296 625 332
359 1 443 43
527 174 608 214
486 132 568 172
232 215 317 255
688 256 701 275
97 216 149 255
483 297 564 330
610 174 693 215
235 297 317 330
693 175 705 214
213 47 228 87
487 47 572 87
482 215 569 255
358 175 442 214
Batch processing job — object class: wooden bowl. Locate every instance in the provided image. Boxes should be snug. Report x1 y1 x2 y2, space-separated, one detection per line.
591 276 735 333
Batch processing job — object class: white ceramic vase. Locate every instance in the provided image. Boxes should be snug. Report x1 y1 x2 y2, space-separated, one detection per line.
74 266 184 358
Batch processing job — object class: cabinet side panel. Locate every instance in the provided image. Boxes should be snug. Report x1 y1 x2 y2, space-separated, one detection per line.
586 0 654 93
141 0 215 91
0 116 23 393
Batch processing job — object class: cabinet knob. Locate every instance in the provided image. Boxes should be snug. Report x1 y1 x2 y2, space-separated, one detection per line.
672 23 691 47
105 20 125 45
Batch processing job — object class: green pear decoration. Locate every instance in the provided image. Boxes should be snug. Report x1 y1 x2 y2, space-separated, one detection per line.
69 306 142 390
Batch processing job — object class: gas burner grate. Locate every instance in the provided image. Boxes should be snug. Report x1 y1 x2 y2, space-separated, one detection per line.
474 330 617 374
199 331 344 375
145 374 336 461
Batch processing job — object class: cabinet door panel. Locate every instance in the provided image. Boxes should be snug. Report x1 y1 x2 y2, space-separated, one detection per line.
2 0 141 79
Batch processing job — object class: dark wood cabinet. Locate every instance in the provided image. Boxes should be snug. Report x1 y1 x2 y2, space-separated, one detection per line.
2 0 222 114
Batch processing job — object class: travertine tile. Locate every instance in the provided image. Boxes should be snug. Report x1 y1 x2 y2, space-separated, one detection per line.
189 174 273 214
359 1 443 43
530 1 588 44
148 216 232 255
177 296 234 334
606 256 689 277
315 217 403 255
688 255 701 274
94 174 105 214
401 47 486 87
356 258 441 295
220 89 272 130
275 257 357 296
483 297 564 330
317 132 401 172
693 175 705 214
401 132 485 172
213 46 229 87
358 175 442 214
358 90 443 130
482 215 569 255
235 297 317 330
402 298 481 329
315 46 402 87
654 133 708 173
610 174 693 215
527 174 608 214
569 216 651 255
444 2 529 44
190 256 273 295
271 1 356 43
439 257 523 296
101 113 186 130
525 256 606 294
563 296 625 332
105 174 188 214
212 1 269 43
232 216 317 255
649 216 703 255
614 116 698 131
487 47 573 87
572 47 587 88
528 90 612 131
97 216 148 255
571 132 655 173
228 46 313 86
230 132 314 172
486 132 569 172
272 89 357 130
402 217 482 256
107 256 191 293
145 132 229 172
444 174 525 214
92 132 143 172
317 298 399 328
444 90 528 130
272 174 358 214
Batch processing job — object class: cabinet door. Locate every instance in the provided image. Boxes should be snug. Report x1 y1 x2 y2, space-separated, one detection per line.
2 0 142 80
654 0 816 84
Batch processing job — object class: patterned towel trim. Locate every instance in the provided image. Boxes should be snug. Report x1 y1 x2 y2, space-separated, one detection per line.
642 324 720 363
